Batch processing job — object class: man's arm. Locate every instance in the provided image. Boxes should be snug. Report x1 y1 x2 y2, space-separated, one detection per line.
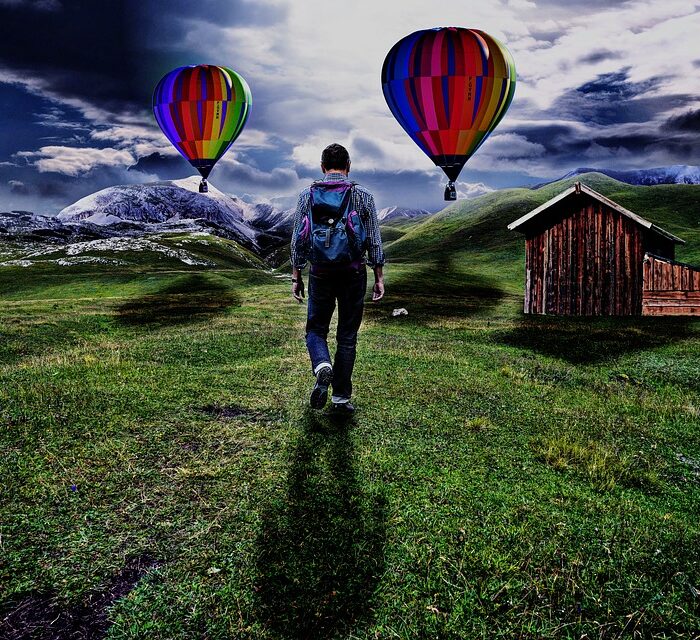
292 266 305 302
372 265 384 301
362 193 385 301
290 191 309 302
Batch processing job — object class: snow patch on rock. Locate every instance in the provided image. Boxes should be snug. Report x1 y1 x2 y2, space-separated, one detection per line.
63 237 214 266
378 206 432 222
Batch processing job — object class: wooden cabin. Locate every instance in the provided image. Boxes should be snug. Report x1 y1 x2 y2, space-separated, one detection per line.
507 181 700 316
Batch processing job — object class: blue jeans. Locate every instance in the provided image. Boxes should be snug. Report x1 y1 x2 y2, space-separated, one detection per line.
305 266 367 401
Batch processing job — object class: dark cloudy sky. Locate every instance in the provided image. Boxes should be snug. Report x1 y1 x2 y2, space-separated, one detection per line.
0 0 698 214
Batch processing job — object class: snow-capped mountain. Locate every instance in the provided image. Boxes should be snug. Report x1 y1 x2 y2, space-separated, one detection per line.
560 165 700 186
0 210 110 242
248 204 296 234
58 177 263 249
378 206 432 222
233 193 298 233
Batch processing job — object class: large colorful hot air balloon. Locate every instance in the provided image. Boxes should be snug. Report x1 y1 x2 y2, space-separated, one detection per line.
381 28 516 200
153 65 252 193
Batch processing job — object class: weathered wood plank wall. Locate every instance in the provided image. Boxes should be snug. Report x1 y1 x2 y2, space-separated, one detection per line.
642 253 700 316
524 200 645 315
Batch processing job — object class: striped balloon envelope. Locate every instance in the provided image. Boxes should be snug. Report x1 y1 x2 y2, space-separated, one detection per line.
381 28 516 199
153 65 252 192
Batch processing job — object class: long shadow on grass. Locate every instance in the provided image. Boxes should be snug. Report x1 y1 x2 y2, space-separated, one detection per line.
115 273 239 326
253 410 387 638
364 258 506 324
495 315 697 364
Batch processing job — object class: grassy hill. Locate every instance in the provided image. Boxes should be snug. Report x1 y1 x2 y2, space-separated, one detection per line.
382 173 700 295
1 187 699 638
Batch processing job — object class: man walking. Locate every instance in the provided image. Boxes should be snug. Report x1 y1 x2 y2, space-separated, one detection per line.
291 143 385 414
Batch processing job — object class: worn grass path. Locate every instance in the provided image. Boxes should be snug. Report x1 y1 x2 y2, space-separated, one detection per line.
1 262 699 639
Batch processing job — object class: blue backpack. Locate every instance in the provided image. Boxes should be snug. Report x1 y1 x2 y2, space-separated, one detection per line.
296 180 368 266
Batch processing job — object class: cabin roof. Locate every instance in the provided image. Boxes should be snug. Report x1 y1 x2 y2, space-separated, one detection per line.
507 181 685 244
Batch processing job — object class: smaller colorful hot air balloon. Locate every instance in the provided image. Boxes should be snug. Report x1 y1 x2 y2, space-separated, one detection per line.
153 64 252 193
382 27 516 200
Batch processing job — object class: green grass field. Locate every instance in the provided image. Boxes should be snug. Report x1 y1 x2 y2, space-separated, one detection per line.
1 176 699 638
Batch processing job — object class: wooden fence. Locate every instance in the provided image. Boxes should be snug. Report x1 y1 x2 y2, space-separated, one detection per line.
642 253 700 316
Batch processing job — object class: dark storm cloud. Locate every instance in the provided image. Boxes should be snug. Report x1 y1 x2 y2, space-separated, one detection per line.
0 0 286 117
351 137 385 159
665 109 700 132
591 133 659 150
0 0 141 112
132 143 495 211
547 70 697 126
217 161 305 193
333 169 454 212
8 179 30 195
133 0 288 64
37 181 68 197
129 151 306 195
0 84 64 160
0 159 155 213
506 125 699 172
128 152 186 181
578 49 623 65
132 0 289 95
137 0 287 29
510 124 589 155
530 68 700 166
576 71 657 97
0 0 62 11
526 29 562 44
592 132 697 158
130 148 467 211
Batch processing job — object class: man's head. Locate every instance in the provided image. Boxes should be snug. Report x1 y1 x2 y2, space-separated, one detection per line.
321 143 351 175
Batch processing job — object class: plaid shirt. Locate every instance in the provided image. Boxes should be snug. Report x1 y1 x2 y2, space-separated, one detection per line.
290 171 385 269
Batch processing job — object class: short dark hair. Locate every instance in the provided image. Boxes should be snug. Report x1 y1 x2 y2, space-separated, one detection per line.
321 143 350 171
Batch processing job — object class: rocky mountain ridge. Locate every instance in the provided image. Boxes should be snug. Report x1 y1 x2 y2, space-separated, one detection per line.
3 177 441 255
558 165 700 186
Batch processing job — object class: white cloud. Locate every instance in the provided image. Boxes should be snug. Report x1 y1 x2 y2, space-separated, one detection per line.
488 133 547 158
508 0 537 10
16 146 136 176
292 130 432 174
456 181 494 199
90 124 158 144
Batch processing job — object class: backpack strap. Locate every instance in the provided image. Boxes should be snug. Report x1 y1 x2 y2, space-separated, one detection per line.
309 180 356 222
340 184 356 223
308 181 324 207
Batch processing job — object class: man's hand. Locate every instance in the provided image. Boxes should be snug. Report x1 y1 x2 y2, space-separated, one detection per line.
372 266 384 302
292 277 305 302
292 268 305 302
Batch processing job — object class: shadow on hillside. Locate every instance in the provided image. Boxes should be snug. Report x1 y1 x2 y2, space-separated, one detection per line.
116 274 239 326
0 316 111 367
495 315 697 364
253 410 387 639
365 258 506 323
